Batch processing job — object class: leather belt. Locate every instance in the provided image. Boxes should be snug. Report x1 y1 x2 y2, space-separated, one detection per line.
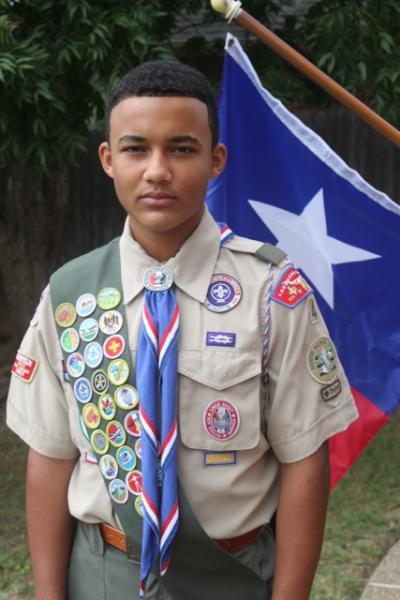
100 522 264 555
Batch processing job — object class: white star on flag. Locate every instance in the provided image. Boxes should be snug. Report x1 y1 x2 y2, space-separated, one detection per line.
249 189 381 309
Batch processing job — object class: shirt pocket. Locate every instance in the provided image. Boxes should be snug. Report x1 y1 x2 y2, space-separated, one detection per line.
178 350 262 451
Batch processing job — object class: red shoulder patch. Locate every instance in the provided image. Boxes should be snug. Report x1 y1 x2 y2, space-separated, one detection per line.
11 351 39 383
272 267 311 308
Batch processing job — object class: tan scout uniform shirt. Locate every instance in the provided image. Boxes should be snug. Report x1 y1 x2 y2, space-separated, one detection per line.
7 207 358 539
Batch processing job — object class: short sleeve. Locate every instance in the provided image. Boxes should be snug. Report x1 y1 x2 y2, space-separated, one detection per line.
266 291 359 463
6 288 79 459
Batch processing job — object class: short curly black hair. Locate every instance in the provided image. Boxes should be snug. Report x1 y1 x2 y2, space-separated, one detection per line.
105 59 219 148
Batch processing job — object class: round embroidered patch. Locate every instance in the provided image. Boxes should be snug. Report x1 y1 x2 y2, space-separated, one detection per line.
126 470 143 496
115 385 139 410
106 420 126 448
90 429 109 455
203 400 240 441
66 352 85 379
103 334 125 359
99 454 118 480
108 359 129 386
109 478 129 504
74 377 92 404
204 275 242 313
82 403 101 429
307 336 338 384
79 318 99 343
116 445 137 471
60 328 80 353
76 293 97 318
91 369 109 395
143 266 173 291
124 410 141 437
97 287 121 311
55 302 77 328
134 495 144 518
84 341 103 369
98 393 116 421
99 310 123 335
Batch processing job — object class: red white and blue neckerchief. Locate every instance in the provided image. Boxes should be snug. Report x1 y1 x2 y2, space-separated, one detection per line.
136 222 233 596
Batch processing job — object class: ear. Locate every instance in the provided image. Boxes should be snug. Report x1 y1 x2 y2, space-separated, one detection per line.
98 142 114 178
209 143 227 180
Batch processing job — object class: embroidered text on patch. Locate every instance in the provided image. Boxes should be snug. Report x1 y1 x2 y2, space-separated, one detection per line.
272 267 311 308
11 351 39 383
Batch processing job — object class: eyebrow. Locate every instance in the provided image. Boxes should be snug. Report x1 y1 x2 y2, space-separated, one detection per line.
117 134 200 145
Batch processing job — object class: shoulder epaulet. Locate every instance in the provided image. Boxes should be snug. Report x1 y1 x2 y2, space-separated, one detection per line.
254 243 287 266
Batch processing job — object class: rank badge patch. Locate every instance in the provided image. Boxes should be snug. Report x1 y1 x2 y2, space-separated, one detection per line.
12 351 38 383
272 267 311 308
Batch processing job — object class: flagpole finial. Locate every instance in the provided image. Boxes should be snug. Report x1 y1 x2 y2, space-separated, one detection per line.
210 0 242 22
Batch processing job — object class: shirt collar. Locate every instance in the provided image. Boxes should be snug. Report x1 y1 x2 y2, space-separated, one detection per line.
120 206 221 305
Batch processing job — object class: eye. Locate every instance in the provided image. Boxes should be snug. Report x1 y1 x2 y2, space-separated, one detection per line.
171 146 196 154
121 145 147 153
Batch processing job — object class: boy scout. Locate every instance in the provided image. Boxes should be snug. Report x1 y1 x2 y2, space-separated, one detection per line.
7 59 358 599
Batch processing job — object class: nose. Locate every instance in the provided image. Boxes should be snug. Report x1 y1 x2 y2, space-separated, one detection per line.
143 151 172 183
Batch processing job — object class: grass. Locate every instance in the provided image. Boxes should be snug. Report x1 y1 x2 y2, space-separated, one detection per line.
0 397 399 599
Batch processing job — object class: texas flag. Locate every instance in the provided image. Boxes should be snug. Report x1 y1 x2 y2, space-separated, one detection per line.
207 34 400 487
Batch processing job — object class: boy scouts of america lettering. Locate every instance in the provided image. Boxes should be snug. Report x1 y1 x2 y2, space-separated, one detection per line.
53 287 144 517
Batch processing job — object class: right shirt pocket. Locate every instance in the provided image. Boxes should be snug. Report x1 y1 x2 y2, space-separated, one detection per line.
178 350 263 452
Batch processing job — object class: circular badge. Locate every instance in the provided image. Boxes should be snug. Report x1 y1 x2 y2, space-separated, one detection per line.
203 400 240 441
106 420 126 447
109 478 129 504
74 377 92 404
79 318 99 343
134 495 144 518
60 328 80 353
103 334 125 359
124 410 141 437
99 454 119 480
99 310 123 335
204 275 242 313
116 446 137 471
143 266 174 291
126 470 143 496
82 403 101 429
76 293 97 317
307 336 338 384
97 287 121 310
98 393 116 421
135 438 142 460
115 385 139 410
55 302 77 328
79 414 90 441
91 369 109 395
108 359 129 386
84 341 103 369
91 429 109 455
66 352 85 378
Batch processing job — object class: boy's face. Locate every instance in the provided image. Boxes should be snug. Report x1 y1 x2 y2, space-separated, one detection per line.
99 95 226 246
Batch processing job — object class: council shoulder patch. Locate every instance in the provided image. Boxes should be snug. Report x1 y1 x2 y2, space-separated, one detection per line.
11 351 39 383
272 267 311 308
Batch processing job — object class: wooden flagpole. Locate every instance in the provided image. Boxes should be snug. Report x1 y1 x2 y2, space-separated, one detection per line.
210 0 400 148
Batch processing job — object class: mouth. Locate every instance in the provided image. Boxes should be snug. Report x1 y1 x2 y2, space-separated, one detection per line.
138 191 177 207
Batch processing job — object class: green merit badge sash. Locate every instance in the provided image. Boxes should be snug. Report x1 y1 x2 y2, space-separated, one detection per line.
50 238 273 599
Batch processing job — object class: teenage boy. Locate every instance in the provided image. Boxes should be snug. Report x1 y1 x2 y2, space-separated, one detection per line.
7 59 358 600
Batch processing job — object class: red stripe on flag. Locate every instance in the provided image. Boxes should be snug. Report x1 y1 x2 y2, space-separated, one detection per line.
329 387 389 489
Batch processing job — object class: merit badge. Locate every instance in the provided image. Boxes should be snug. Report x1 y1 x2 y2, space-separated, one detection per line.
205 275 242 313
135 438 142 460
203 451 237 467
108 358 129 386
116 445 137 471
206 331 236 347
103 334 125 359
82 403 101 429
321 379 342 402
115 385 139 410
74 377 92 404
60 328 80 354
66 352 85 379
106 420 126 447
99 310 123 335
79 318 99 343
307 336 338 384
76 293 96 318
55 302 77 328
109 478 129 504
204 400 240 441
124 410 141 437
99 454 119 480
98 393 116 421
126 470 143 496
84 341 103 369
79 415 90 441
272 267 311 308
90 429 109 455
91 369 109 395
97 287 121 311
134 495 144 518
143 266 173 291
11 351 38 383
